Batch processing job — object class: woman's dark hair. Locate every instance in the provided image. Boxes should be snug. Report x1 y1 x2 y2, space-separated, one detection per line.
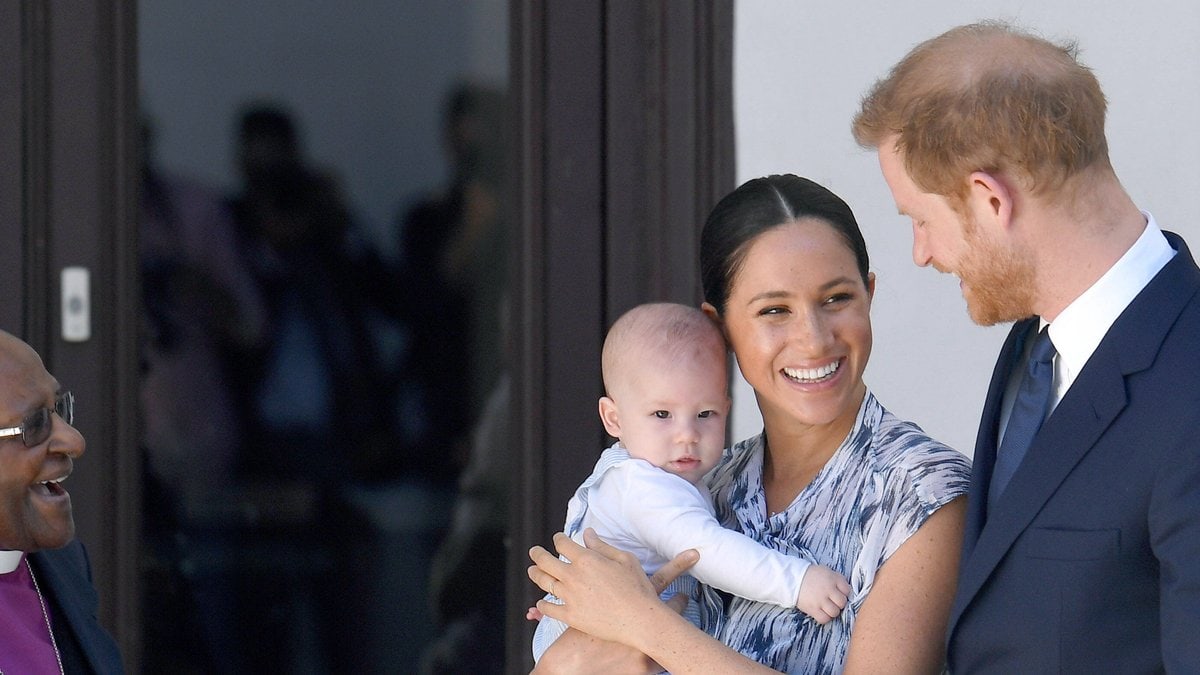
700 174 870 314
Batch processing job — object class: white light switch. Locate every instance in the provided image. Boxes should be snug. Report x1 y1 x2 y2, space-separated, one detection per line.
61 267 90 342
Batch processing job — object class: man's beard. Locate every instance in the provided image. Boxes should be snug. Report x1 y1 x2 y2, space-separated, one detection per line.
958 217 1038 326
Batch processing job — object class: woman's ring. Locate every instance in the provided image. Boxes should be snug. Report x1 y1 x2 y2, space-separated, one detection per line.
550 580 557 597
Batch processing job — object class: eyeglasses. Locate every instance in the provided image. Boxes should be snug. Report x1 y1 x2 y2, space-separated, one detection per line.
0 391 74 447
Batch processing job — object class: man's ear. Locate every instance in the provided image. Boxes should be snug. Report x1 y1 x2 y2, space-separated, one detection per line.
598 396 622 438
967 170 1014 231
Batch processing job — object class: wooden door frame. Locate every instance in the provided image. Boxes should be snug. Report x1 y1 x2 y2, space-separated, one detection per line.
3 1 141 670
506 1 733 669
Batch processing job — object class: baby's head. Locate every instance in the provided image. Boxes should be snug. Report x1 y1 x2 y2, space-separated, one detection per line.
599 303 730 484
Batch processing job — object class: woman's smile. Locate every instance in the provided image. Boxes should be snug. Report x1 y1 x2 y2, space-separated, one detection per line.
781 358 842 385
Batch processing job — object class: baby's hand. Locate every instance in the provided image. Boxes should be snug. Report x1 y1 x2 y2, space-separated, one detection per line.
525 606 545 622
795 564 850 624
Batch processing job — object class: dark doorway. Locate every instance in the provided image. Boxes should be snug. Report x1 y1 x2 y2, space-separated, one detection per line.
137 3 510 672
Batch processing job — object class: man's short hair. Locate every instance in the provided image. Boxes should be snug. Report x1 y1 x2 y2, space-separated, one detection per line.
852 21 1110 208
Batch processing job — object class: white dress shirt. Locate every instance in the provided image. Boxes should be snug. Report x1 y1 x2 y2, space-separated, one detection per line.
1000 212 1175 441
0 550 22 574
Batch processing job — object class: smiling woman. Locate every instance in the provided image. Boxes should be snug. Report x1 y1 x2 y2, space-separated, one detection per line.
713 219 874 467
529 175 971 674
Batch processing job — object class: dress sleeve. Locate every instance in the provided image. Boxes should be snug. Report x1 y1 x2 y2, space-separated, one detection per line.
868 443 971 569
601 461 811 609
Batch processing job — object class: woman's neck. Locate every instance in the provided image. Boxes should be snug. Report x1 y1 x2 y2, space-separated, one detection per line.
759 386 865 512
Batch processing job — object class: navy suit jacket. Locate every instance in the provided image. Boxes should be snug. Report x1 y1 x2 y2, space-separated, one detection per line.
947 231 1200 673
29 541 125 674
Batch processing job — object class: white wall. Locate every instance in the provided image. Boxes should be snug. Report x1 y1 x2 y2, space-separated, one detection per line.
732 1 1200 455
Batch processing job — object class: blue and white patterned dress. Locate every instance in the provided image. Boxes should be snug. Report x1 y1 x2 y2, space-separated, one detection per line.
700 391 971 673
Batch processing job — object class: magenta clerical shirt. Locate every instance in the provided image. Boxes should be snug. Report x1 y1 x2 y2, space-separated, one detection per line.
0 552 61 674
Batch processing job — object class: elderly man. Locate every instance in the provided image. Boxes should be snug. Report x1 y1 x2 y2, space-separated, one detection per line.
0 329 124 672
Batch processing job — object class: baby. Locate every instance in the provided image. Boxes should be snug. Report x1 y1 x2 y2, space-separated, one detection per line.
531 302 849 661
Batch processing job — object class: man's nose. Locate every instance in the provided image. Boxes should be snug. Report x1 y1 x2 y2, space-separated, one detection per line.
49 415 86 459
912 221 933 267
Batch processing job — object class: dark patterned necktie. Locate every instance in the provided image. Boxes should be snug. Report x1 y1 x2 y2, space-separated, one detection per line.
988 326 1056 513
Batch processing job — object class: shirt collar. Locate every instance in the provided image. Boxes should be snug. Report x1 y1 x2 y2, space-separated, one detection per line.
0 550 24 574
1047 211 1175 387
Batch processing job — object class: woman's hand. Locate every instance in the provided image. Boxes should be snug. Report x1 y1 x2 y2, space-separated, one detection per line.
527 529 697 673
529 529 777 675
527 528 698 645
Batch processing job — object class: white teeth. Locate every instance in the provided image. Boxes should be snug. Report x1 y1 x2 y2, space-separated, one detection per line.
783 360 840 383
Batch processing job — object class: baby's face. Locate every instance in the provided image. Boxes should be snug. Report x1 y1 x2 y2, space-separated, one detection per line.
612 354 729 484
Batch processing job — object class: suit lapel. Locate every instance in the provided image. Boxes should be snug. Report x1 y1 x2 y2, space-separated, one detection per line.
961 319 1033 555
949 231 1200 636
31 545 105 673
950 348 1129 629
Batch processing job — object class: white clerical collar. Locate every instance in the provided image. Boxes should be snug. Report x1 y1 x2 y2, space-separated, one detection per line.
0 550 24 574
1046 211 1175 399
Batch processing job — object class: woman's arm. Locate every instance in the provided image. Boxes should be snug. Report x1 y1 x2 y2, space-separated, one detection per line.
528 529 778 674
841 496 966 674
532 626 663 674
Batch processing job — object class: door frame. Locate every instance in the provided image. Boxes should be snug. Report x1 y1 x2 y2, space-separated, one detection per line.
3 0 141 669
507 1 733 669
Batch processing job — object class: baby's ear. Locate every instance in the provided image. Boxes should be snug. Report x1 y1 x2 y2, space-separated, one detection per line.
598 396 623 438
